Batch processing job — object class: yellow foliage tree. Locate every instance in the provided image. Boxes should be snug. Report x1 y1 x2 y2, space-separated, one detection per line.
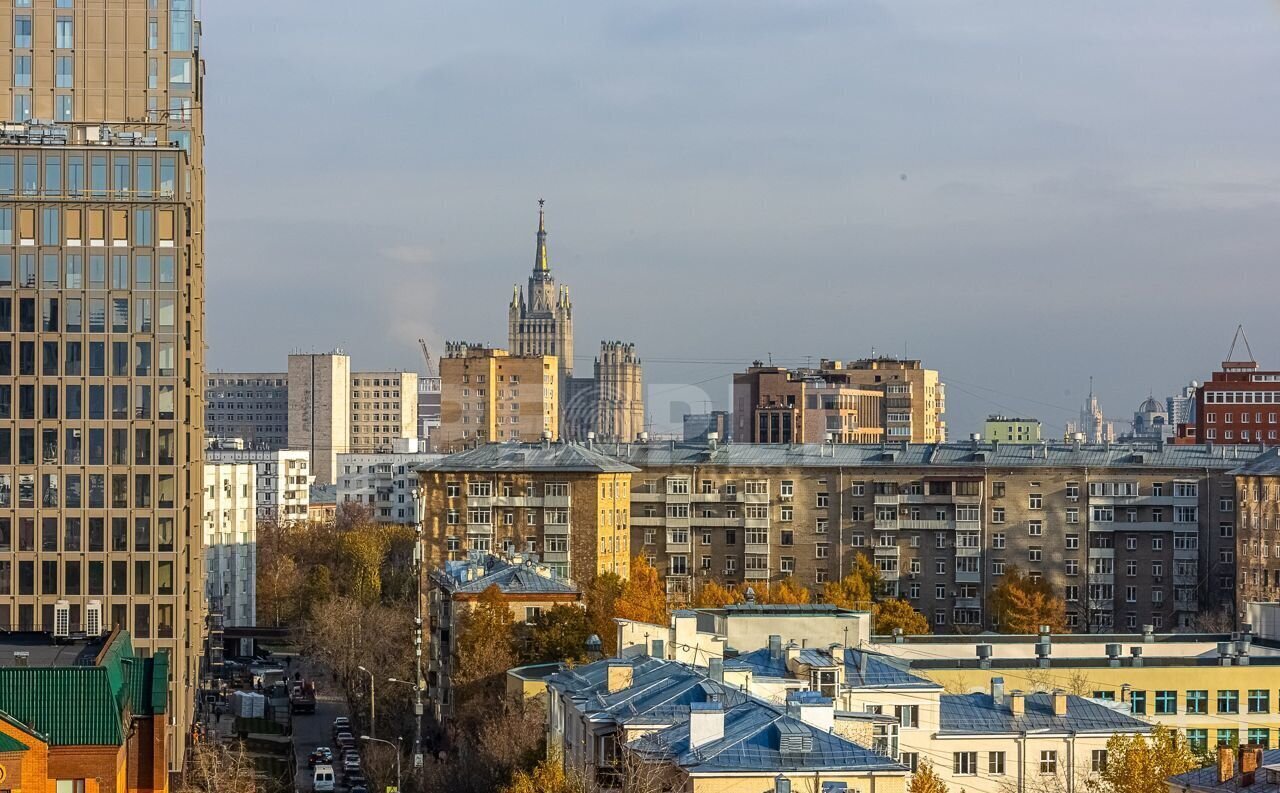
615 556 669 625
821 554 880 611
501 750 587 793
693 580 746 608
989 565 1068 634
337 527 387 605
873 597 931 636
907 760 948 793
1095 726 1199 793
762 577 811 605
585 572 625 655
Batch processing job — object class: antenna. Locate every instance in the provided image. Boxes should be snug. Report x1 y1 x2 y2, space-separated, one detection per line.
1225 324 1256 364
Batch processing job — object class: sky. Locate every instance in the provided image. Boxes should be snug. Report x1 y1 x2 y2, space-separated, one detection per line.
202 1 1280 438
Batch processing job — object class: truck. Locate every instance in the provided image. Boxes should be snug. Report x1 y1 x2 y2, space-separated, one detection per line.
289 680 317 714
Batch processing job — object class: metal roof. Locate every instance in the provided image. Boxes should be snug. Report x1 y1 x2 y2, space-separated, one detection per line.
938 692 1150 735
725 647 939 689
433 554 580 595
547 656 748 724
0 731 29 752
422 440 1265 473
631 700 906 774
1233 447 1280 476
1170 748 1280 792
420 442 640 473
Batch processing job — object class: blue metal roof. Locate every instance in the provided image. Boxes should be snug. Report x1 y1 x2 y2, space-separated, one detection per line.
938 692 1150 735
1169 747 1280 792
725 647 939 689
632 700 907 774
421 442 640 473
547 657 748 725
433 554 580 595
724 648 789 678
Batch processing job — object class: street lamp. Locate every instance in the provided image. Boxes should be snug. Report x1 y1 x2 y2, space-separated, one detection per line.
356 665 375 739
361 735 402 793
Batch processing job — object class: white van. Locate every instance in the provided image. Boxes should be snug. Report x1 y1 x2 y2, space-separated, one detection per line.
313 764 335 792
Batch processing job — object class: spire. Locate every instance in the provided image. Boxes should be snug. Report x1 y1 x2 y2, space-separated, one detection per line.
534 198 549 273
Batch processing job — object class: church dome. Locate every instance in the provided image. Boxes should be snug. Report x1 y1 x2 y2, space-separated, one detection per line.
1138 396 1164 414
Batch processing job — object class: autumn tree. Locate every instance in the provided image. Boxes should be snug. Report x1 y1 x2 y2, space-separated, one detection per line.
178 742 261 793
500 750 587 793
874 597 931 635
452 585 519 727
989 566 1068 634
527 603 591 664
585 572 625 655
821 555 880 611
693 580 745 608
763 577 812 604
1094 726 1199 793
615 556 669 625
338 526 388 605
256 553 301 627
908 761 948 793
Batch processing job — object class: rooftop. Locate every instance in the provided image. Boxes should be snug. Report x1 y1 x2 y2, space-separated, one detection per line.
724 646 940 689
1170 749 1280 793
939 691 1149 735
423 440 1266 472
432 552 580 596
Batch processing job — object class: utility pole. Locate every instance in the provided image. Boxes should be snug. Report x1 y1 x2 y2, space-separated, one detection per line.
411 486 426 771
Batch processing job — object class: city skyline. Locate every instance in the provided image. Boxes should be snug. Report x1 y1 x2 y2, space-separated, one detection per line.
201 1 1280 437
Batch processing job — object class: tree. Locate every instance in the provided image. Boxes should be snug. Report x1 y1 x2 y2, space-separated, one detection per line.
821 555 880 611
989 566 1068 634
501 750 587 793
763 577 812 605
908 760 948 793
693 580 745 608
1094 726 1199 793
256 553 301 627
298 565 332 621
615 557 669 625
178 742 261 793
873 598 930 636
452 585 519 726
585 572 625 655
338 527 388 605
527 603 591 664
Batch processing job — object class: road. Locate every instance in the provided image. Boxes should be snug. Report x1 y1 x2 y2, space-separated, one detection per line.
293 684 350 792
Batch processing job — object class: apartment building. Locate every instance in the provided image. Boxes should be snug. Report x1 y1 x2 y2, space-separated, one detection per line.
205 445 309 524
1190 359 1280 446
204 372 287 448
983 415 1042 444
286 351 349 485
418 442 634 582
1234 449 1280 616
201 460 255 632
436 343 559 451
337 442 443 524
0 0 205 768
349 370 418 453
733 362 886 444
426 552 580 723
418 375 442 444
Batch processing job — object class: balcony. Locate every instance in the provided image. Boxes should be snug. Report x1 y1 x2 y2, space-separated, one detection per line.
691 493 723 503
874 494 902 506
1173 547 1199 560
874 518 899 531
543 495 572 508
900 519 951 531
745 542 770 555
691 517 744 528
543 522 571 535
955 570 981 584
1094 521 1177 532
956 520 982 531
631 492 665 502
955 546 981 558
874 545 900 557
744 491 771 504
631 516 663 527
745 568 771 580
955 597 982 610
666 539 692 553
881 569 901 582
744 517 771 529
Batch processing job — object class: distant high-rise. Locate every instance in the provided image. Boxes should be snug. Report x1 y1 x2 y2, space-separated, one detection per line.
287 352 351 485
508 201 573 385
593 341 644 443
1066 380 1115 444
437 342 559 450
0 0 205 768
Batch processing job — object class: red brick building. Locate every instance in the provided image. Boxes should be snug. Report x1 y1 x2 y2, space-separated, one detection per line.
1181 359 1280 445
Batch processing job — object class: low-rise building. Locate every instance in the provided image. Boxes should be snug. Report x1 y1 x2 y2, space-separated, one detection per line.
983 415 1042 444
308 483 338 524
426 553 580 723
202 460 257 630
0 629 169 793
1169 745 1275 793
338 441 443 524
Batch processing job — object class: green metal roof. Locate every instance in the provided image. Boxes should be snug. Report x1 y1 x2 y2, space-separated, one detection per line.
0 732 28 752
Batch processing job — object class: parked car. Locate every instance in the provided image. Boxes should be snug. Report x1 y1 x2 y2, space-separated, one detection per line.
335 731 355 750
308 747 334 768
332 716 351 733
342 752 361 773
313 765 336 793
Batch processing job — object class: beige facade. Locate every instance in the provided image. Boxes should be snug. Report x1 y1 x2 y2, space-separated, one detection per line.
0 0 205 770
287 352 350 484
1234 450 1280 617
437 343 558 450
734 357 947 444
508 203 573 385
349 370 417 453
593 341 643 443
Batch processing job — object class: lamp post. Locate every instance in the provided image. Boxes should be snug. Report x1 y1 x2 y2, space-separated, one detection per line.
410 485 426 769
356 665 375 739
361 735 402 793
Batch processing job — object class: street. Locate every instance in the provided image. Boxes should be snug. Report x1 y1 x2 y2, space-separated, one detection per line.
292 685 350 792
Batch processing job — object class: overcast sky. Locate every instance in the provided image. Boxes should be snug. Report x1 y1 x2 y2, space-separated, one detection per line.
202 1 1280 437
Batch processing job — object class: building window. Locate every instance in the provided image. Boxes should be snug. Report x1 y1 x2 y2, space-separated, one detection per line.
987 752 1005 774
1218 690 1239 714
1218 729 1239 748
1186 690 1207 715
1040 751 1057 775
1187 729 1208 754
1155 690 1177 715
953 752 977 776
1091 750 1108 773
1249 689 1270 714
1248 728 1270 750
1029 494 1043 510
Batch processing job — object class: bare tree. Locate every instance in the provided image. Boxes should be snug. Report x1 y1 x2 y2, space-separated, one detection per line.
178 742 261 793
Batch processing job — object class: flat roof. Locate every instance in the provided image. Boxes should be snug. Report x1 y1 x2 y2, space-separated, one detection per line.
0 634 107 668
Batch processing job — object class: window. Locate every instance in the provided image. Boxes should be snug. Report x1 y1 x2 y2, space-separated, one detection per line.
1218 690 1239 714
14 15 31 48
1029 494 1043 510
992 532 1005 549
1028 520 1042 536
1091 750 1108 773
1040 750 1057 775
1029 548 1042 562
953 752 977 775
1131 690 1147 715
1218 729 1238 749
1186 690 1207 715
1248 728 1270 750
1187 729 1208 754
56 16 73 48
13 56 31 87
988 752 1005 775
991 507 1005 523
1066 533 1079 549
1155 690 1177 715
1249 689 1270 714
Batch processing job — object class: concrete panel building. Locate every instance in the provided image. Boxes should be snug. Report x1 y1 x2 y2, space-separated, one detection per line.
437 342 559 451
204 372 288 448
337 441 443 524
0 0 206 769
349 370 418 454
201 460 256 629
287 352 350 484
204 445 310 524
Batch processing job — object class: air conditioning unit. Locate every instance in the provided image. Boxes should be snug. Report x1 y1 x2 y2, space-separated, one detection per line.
53 600 70 638
86 600 103 636
1067 496 1079 502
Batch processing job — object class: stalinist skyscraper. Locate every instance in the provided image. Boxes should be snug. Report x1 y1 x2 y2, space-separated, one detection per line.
508 200 574 386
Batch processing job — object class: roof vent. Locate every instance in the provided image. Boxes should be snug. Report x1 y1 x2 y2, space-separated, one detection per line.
976 644 993 669
777 720 813 755
13 652 28 668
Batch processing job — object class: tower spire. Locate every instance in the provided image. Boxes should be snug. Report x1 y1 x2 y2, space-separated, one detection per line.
534 198 549 273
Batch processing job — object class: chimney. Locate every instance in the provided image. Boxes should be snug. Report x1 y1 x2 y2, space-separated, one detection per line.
1120 683 1132 704
1143 624 1155 643
1106 643 1122 668
1218 641 1235 667
977 644 993 669
689 702 725 750
606 661 634 694
709 658 724 683
1010 690 1025 716
991 677 1005 707
893 627 904 644
768 635 782 661
1035 639 1051 669
1219 746 1236 784
784 641 801 668
1130 646 1144 668
785 691 835 733
1242 744 1264 786
1053 690 1068 716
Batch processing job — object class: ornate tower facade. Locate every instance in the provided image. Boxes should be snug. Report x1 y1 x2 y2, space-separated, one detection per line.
508 201 573 384
594 341 645 442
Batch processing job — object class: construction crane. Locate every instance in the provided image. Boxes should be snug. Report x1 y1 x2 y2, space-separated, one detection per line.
418 338 436 377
